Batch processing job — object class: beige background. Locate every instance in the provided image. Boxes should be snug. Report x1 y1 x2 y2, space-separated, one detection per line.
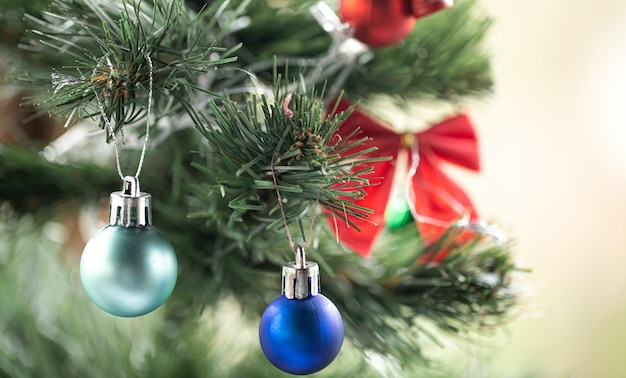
464 0 626 376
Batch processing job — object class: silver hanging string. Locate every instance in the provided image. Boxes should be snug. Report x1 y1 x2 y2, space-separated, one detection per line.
270 95 325 255
91 53 154 181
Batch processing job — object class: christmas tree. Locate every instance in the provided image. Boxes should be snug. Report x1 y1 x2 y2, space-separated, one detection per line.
0 0 523 376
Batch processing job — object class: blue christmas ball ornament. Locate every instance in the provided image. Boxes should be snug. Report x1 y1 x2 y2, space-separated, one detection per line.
258 246 344 375
80 224 178 317
259 293 344 375
80 176 178 317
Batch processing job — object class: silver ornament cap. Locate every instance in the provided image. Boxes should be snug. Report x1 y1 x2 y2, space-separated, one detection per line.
109 176 152 227
282 246 320 299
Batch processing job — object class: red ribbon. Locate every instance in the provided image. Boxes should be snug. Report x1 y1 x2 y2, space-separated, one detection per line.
328 99 480 257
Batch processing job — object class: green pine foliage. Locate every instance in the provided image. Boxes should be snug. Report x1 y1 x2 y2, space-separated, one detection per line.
0 0 524 376
191 89 384 236
19 0 239 135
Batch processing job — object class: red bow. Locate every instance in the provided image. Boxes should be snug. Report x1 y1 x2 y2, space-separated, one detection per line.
328 99 480 257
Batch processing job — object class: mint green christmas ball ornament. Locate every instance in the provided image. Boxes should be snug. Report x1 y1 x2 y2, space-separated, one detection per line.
80 177 178 317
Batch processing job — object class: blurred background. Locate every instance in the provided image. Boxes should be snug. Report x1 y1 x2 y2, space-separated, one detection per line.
469 0 626 376
2 0 626 377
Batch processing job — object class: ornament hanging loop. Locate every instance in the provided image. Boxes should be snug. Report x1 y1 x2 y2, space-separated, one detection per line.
109 176 152 228
123 176 141 196
295 245 306 269
282 245 320 300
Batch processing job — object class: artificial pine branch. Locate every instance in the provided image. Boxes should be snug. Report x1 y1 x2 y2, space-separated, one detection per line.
0 141 523 365
20 0 239 136
0 0 526 374
189 87 389 240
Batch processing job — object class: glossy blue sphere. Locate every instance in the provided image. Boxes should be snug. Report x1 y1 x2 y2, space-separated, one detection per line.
259 294 344 375
80 225 178 317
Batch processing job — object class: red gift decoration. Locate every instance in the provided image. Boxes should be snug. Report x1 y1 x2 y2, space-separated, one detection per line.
340 0 416 48
328 99 480 257
340 0 454 48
